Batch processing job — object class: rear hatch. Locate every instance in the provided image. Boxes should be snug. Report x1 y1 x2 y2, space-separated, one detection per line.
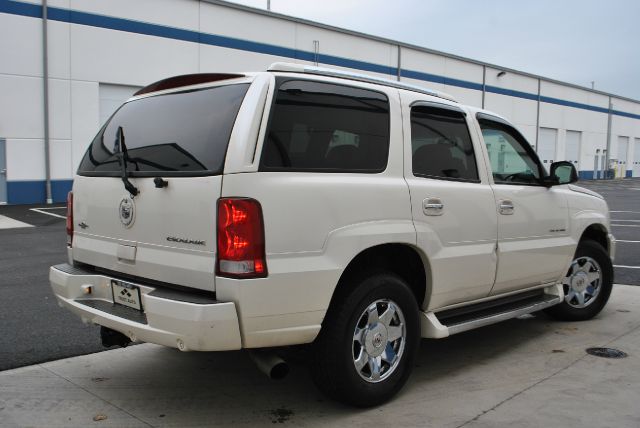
71 79 251 291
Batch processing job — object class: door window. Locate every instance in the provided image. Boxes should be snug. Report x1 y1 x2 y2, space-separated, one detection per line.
410 105 479 181
478 118 543 185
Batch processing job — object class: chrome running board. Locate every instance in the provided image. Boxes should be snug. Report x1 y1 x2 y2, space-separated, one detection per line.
420 284 563 338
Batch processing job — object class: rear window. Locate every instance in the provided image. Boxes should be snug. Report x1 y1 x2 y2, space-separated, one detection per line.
260 79 390 172
78 83 250 176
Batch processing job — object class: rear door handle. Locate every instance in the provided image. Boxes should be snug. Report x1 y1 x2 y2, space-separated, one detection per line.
423 198 444 216
499 200 514 215
0 169 6 175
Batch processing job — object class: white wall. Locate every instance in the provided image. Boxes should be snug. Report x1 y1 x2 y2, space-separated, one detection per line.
1 0 640 203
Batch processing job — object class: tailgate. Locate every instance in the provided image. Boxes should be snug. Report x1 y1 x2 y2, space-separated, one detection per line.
72 175 220 290
69 79 253 291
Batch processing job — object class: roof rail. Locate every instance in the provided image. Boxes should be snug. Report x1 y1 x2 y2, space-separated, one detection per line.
268 62 458 103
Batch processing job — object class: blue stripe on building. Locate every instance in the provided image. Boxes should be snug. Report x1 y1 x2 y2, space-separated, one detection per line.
1 0 639 120
7 180 72 204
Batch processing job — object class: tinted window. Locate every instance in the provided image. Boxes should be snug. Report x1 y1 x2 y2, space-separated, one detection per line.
479 119 542 185
411 106 479 181
261 80 390 172
78 83 250 176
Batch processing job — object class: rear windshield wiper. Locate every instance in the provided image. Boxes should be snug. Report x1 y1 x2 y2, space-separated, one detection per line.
115 126 139 197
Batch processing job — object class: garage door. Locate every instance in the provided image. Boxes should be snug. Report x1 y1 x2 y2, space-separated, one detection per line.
565 130 581 168
99 83 141 127
634 138 640 177
537 128 557 168
0 138 6 204
618 136 629 178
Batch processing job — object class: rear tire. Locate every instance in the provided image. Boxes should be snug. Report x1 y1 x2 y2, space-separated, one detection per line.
310 272 420 407
545 239 613 321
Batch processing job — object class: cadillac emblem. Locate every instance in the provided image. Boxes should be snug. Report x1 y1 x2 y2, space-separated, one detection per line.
119 196 135 228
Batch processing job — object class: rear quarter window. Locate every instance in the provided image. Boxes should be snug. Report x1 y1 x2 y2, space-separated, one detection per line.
260 79 390 173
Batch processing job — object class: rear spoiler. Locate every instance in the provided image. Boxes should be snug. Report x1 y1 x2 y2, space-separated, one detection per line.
134 73 245 96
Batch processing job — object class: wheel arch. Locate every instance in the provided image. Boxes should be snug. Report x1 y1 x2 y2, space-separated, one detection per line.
579 223 610 254
326 243 431 316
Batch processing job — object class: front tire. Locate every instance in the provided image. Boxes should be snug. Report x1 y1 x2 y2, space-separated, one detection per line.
310 272 420 407
545 239 613 321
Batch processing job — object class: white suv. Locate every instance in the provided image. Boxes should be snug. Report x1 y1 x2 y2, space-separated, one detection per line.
50 63 615 407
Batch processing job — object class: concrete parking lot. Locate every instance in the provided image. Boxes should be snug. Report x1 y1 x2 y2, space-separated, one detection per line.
0 178 639 427
1 285 639 427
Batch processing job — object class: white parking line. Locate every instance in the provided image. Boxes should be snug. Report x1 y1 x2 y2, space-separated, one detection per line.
0 214 33 229
33 206 66 210
615 265 640 269
612 224 640 228
617 240 640 243
29 208 67 220
612 220 640 222
611 211 640 214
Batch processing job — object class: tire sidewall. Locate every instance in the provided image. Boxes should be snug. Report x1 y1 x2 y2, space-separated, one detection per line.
330 273 420 406
553 240 613 320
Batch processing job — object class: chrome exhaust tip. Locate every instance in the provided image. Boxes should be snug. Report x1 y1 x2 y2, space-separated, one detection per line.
249 350 289 380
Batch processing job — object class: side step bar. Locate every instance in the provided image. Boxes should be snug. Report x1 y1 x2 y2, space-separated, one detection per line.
420 284 563 338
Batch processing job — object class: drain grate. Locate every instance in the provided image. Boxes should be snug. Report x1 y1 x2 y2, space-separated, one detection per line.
586 347 628 359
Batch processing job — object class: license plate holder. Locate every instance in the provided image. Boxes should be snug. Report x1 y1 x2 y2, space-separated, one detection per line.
111 280 143 311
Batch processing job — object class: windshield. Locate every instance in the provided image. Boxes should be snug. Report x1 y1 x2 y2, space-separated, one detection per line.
78 83 250 176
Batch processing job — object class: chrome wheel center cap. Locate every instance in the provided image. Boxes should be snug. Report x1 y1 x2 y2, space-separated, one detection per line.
571 271 589 292
364 324 388 357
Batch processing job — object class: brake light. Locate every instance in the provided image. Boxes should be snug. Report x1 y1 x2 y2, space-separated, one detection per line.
216 198 267 278
66 191 73 247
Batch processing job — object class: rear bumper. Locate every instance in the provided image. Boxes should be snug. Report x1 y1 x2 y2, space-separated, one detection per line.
49 264 242 351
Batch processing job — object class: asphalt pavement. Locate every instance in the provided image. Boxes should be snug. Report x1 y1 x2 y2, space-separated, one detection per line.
0 179 638 372
0 204 104 371
578 178 640 285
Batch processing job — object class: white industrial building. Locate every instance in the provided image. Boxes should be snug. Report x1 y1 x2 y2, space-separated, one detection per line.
1 0 639 204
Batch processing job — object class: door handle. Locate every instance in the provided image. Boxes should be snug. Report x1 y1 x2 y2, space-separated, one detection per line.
0 169 6 175
423 198 444 216
499 200 514 215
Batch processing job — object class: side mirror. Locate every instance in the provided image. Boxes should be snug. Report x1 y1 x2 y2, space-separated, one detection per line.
549 161 578 185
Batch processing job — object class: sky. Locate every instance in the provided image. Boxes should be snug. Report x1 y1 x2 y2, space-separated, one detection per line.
225 0 640 101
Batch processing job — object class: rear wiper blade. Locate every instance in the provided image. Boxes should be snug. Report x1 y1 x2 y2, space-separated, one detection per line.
115 126 139 197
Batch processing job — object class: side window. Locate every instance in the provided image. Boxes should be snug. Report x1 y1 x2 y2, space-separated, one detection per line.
478 119 542 185
410 105 479 181
261 80 390 172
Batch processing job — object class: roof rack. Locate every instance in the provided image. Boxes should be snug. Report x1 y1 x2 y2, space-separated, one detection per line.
268 62 458 103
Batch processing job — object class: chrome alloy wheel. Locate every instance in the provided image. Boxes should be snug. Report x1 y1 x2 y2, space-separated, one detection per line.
352 299 406 383
562 256 602 309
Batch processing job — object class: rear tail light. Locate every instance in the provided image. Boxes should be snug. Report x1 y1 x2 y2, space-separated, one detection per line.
216 198 267 278
66 191 73 247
